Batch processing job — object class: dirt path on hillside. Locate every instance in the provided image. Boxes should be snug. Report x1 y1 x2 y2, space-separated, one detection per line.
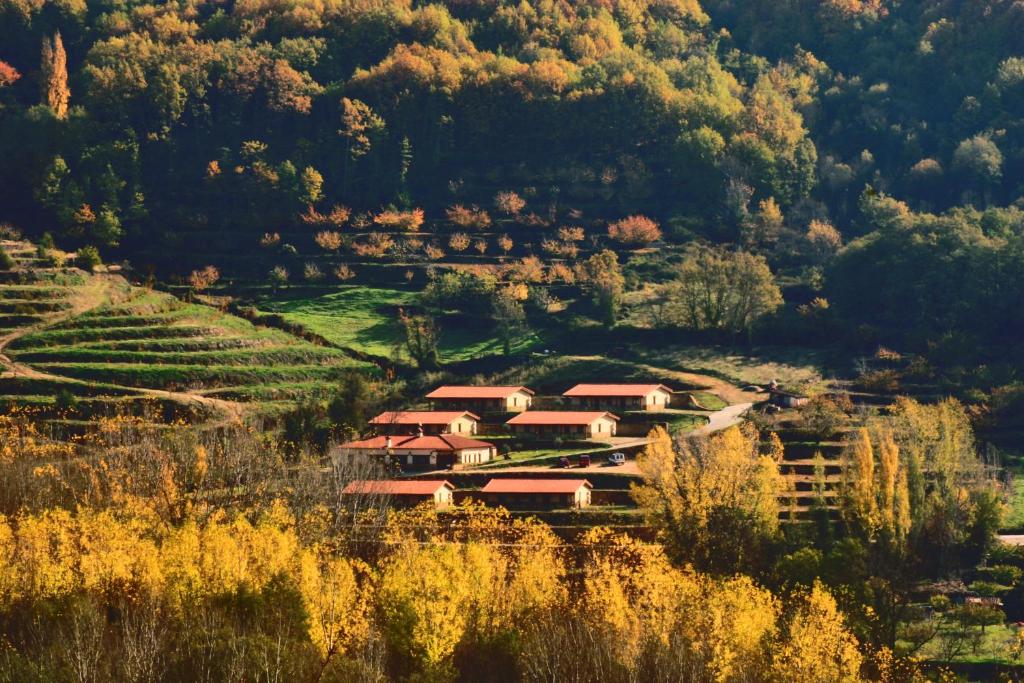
631 362 764 404
0 268 246 426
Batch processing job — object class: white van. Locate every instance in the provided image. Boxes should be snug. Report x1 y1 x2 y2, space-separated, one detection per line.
608 452 626 466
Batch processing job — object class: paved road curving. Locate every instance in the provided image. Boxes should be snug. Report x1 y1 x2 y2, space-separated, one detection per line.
689 402 753 436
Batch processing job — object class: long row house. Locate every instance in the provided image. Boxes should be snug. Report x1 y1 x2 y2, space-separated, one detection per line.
331 383 675 471
341 478 594 509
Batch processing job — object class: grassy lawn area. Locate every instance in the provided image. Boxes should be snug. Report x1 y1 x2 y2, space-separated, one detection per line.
1005 477 1024 531
256 285 414 357
911 622 1019 664
255 285 542 362
664 413 710 433
478 442 614 469
691 391 728 411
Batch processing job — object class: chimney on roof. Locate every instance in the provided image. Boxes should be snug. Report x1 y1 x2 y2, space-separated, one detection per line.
417 423 424 438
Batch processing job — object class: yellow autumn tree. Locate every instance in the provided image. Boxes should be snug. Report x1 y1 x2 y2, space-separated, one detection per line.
876 426 899 534
632 425 782 571
843 427 877 535
378 503 566 679
40 31 70 119
771 582 863 682
299 550 371 668
573 528 778 680
377 540 499 679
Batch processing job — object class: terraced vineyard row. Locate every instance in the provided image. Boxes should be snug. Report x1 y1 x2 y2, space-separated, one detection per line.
0 239 374 425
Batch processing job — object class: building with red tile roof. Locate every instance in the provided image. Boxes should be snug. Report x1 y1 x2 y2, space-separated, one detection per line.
341 480 454 507
331 433 496 470
562 383 673 411
505 411 618 439
368 410 480 435
479 478 592 508
425 385 534 412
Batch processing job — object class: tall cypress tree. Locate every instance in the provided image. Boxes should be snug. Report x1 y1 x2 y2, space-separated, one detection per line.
40 32 69 119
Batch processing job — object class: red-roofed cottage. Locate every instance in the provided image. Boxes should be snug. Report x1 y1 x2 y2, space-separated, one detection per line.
368 410 480 435
341 480 455 508
562 384 673 411
426 385 534 413
505 411 619 439
331 433 497 469
479 478 592 508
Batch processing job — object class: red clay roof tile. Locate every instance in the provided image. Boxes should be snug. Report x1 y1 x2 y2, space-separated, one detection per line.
505 411 618 425
480 479 592 494
368 410 480 425
342 480 453 495
562 383 672 397
426 385 534 399
339 434 494 451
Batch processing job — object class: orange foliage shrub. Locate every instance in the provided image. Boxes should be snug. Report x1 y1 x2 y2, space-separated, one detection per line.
446 204 492 230
494 191 526 216
448 232 471 252
374 208 425 232
352 232 395 258
542 239 579 259
546 262 575 284
188 265 220 292
558 226 586 242
315 230 343 251
327 205 351 227
607 215 661 245
506 256 545 283
334 263 356 281
300 205 328 227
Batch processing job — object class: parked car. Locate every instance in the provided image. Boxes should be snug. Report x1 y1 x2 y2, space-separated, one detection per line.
608 452 626 466
558 456 572 468
579 454 591 468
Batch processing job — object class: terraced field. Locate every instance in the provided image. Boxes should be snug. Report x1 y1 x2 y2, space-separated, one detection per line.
0 239 373 424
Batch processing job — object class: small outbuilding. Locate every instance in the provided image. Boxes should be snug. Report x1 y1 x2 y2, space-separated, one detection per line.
368 410 480 435
331 433 496 470
425 385 535 413
341 479 455 508
505 411 619 439
479 478 593 509
562 384 673 411
768 390 809 409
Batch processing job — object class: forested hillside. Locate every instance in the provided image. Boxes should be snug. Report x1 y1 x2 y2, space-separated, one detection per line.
2 0 1024 374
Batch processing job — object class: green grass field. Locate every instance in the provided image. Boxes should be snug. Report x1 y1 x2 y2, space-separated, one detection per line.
254 285 541 362
910 622 1018 665
691 391 728 411
1004 478 1024 531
